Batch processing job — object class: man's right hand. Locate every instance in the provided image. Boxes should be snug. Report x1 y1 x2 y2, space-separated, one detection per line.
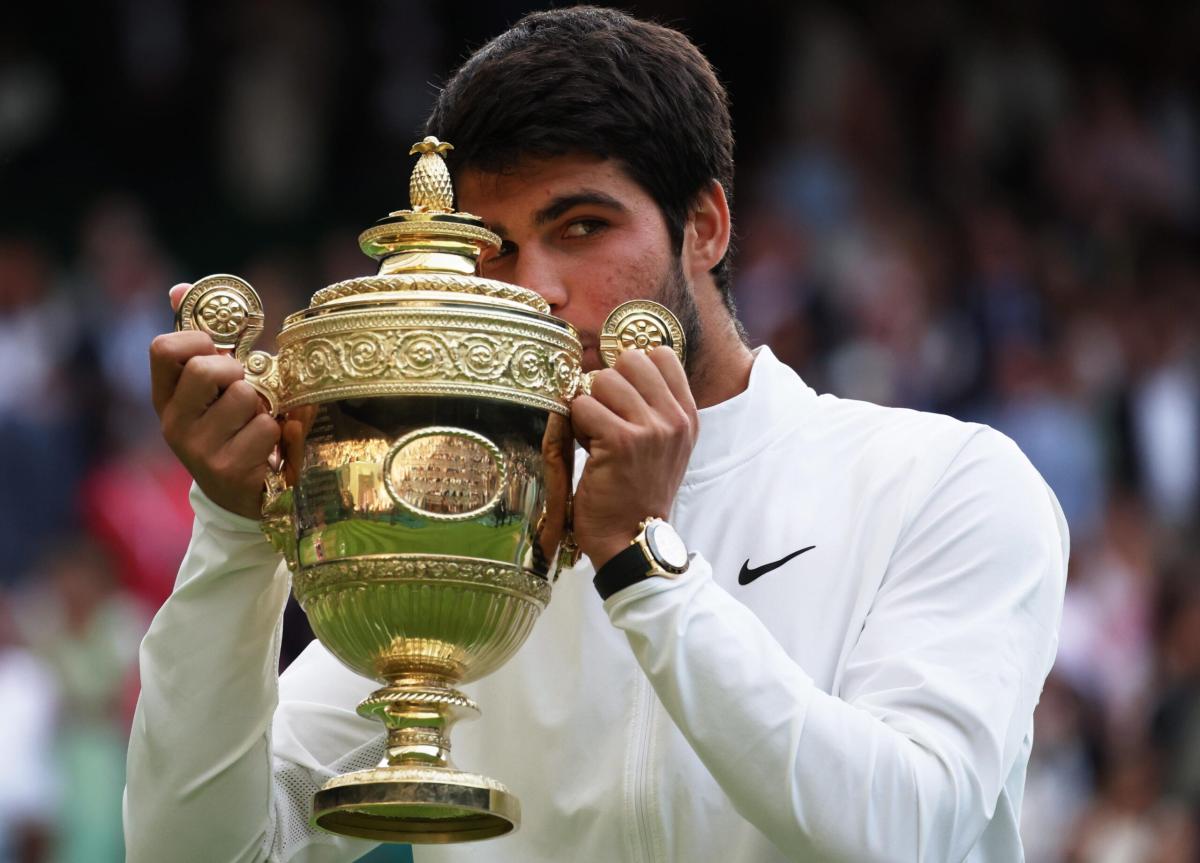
149 283 280 519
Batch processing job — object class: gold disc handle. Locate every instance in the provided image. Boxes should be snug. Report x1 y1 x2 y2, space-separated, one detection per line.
573 300 688 400
598 299 687 370
175 274 282 415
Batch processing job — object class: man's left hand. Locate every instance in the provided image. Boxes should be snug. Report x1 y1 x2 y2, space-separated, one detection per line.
570 347 698 570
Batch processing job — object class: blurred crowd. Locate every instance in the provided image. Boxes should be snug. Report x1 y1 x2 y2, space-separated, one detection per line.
1 2 1197 862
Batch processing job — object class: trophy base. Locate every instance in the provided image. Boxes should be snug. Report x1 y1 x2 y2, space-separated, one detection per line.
311 765 519 844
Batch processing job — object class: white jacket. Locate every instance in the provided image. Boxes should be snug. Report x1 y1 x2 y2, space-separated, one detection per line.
125 348 1068 862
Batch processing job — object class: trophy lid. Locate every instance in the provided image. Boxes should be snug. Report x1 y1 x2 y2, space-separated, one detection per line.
178 138 580 418
314 138 549 315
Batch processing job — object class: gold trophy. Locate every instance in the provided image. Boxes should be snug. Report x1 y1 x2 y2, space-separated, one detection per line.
175 138 684 844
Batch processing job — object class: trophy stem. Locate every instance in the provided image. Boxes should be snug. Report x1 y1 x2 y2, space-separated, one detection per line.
358 676 480 770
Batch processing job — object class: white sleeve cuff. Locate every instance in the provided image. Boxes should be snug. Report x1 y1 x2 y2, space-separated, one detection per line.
189 481 266 534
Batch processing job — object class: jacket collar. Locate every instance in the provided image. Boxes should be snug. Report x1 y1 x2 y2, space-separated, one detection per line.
683 347 817 486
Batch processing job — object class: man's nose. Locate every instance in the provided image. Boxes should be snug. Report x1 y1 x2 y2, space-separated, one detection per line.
511 251 568 312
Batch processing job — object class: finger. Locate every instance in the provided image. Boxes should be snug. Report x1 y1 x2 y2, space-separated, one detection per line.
279 405 317 485
193 380 264 444
648 346 697 418
612 348 681 416
220 412 282 474
569 393 632 449
587 368 653 424
169 354 247 424
564 406 593 453
149 330 216 416
169 283 192 313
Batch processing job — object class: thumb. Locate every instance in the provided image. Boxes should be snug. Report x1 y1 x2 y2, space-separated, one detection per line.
169 282 192 313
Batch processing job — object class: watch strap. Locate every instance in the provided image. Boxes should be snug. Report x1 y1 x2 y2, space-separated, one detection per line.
593 544 652 600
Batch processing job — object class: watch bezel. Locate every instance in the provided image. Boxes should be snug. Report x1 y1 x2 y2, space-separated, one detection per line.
643 519 689 573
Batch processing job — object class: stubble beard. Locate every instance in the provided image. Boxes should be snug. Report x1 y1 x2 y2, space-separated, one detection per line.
655 257 703 378
577 259 703 377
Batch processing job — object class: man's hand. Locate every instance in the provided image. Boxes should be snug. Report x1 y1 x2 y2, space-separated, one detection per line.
570 346 698 569
149 284 279 519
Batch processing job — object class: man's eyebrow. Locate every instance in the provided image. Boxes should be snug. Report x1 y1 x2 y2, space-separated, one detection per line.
482 190 628 238
534 190 628 226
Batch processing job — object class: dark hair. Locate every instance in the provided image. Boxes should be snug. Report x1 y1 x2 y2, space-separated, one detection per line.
425 6 736 309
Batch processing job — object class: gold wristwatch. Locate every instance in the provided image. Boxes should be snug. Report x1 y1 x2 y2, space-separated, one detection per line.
593 517 689 599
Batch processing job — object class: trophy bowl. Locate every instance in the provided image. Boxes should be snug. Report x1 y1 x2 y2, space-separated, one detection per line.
176 138 582 844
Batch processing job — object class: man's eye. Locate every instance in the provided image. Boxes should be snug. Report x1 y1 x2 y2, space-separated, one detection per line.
562 220 604 238
489 241 517 262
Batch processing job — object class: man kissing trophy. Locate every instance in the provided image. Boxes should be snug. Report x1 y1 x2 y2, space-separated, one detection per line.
169 137 685 843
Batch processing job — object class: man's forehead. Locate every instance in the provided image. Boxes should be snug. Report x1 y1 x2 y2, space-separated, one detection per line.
454 154 641 230
456 153 636 195
457 149 610 178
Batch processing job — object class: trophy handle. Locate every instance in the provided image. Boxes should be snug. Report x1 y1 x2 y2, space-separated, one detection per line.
175 274 282 415
176 275 297 564
574 298 688 400
597 299 686 371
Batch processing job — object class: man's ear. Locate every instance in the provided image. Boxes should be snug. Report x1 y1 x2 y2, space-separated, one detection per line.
681 180 731 281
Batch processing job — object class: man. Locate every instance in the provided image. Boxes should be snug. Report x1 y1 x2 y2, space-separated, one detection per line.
128 7 1068 862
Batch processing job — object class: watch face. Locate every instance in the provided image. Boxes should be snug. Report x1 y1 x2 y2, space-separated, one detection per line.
646 521 689 572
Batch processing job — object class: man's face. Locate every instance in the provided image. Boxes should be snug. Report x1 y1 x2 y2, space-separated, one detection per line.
456 154 699 372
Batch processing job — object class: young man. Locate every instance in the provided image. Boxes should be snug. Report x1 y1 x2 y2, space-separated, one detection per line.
129 7 1067 862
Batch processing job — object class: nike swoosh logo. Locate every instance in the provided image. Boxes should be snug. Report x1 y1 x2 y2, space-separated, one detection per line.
738 546 816 585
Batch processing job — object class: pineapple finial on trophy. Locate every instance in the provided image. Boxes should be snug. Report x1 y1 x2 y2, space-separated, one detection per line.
347 136 517 287
408 136 455 212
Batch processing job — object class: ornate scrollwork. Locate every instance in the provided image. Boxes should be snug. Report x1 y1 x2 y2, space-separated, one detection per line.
510 343 548 389
273 308 581 414
549 350 582 400
344 334 389 376
296 338 341 386
396 332 455 378
455 334 511 380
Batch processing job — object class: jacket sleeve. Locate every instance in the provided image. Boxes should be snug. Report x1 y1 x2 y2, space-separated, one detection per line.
603 428 1068 861
123 484 380 863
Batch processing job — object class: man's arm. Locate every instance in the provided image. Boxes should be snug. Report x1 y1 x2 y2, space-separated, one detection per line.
124 486 289 862
604 429 1067 861
124 486 383 863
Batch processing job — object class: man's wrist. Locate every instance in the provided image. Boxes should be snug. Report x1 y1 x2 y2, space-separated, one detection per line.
584 535 638 572
591 518 689 599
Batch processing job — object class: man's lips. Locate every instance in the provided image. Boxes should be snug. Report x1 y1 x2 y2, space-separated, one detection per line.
579 342 602 372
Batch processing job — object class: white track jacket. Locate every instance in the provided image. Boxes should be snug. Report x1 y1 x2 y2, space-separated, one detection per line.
125 347 1069 862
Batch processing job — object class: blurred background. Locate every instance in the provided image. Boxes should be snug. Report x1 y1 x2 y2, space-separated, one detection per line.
1 1 1198 861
